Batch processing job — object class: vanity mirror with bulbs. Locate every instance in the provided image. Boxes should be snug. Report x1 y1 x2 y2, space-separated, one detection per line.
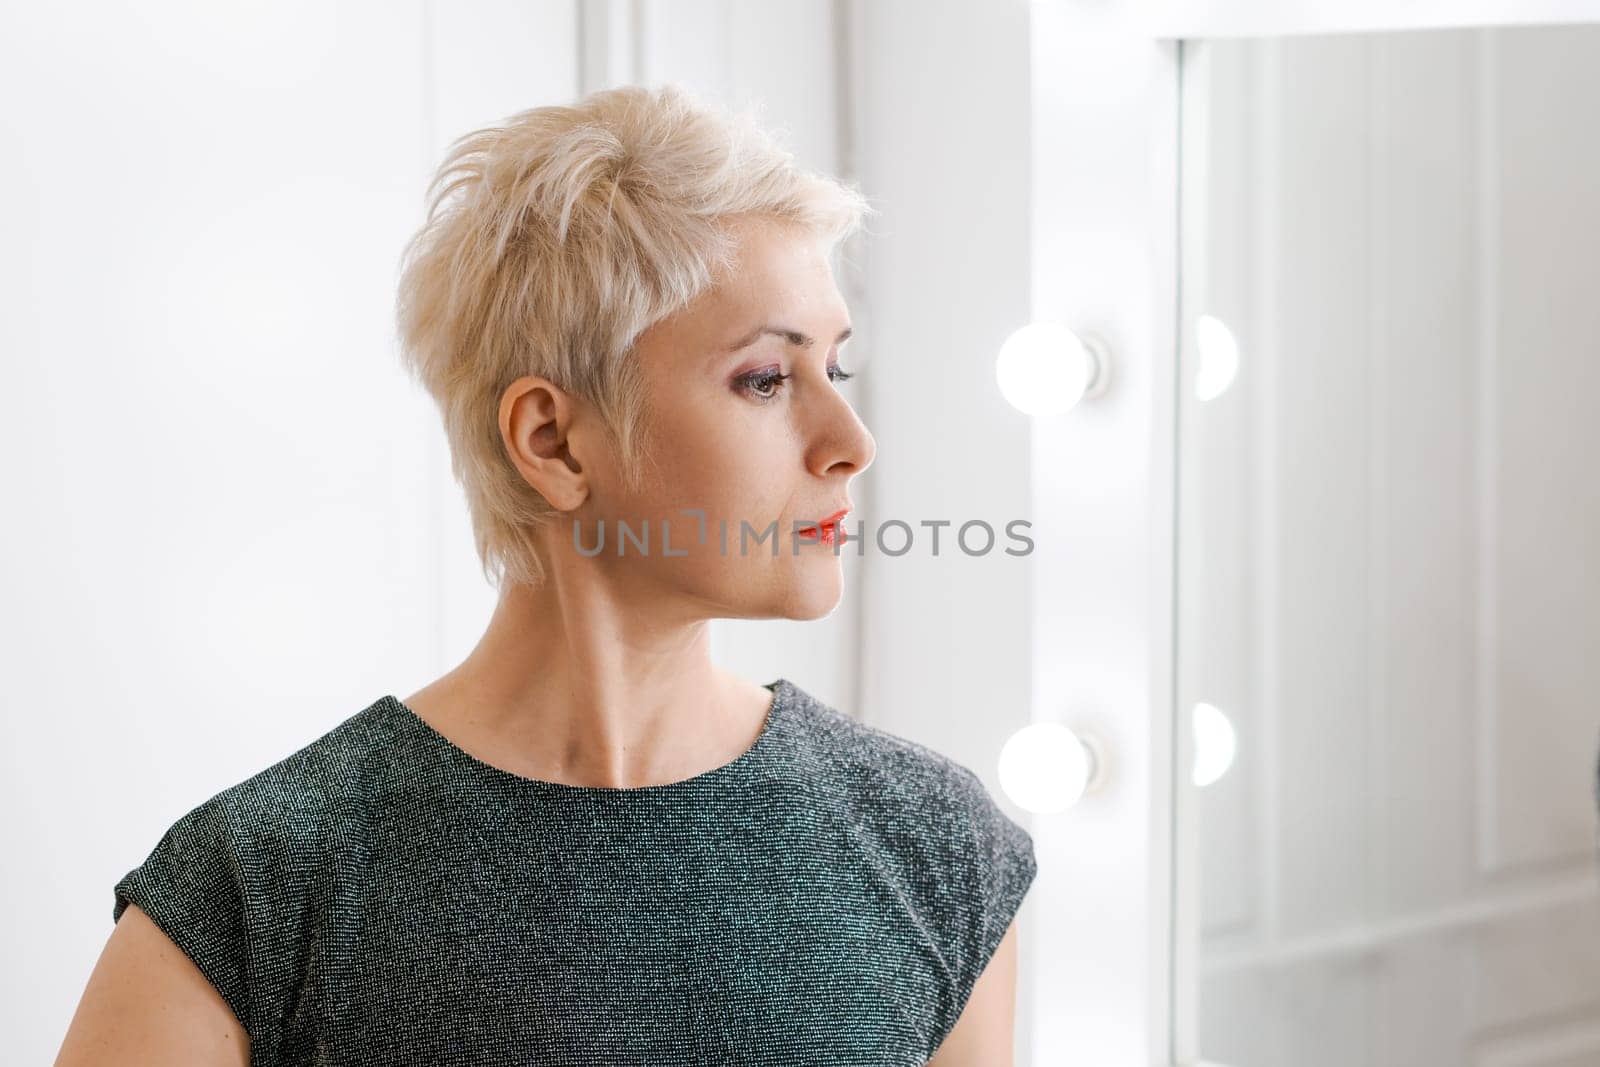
1021 4 1600 1064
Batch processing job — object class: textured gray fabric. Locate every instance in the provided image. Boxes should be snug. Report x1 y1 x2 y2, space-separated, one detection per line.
113 678 1037 1066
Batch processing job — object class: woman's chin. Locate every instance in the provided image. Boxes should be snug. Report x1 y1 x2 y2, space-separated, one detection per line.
781 569 846 620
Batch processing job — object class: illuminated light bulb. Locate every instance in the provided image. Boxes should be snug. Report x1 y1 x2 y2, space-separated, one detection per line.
1194 314 1240 401
1192 701 1237 787
998 722 1107 814
995 323 1110 415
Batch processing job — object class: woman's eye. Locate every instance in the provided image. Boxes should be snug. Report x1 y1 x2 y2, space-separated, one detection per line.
739 371 790 400
737 364 855 402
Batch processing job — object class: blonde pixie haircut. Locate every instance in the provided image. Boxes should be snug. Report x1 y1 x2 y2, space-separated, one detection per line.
394 83 874 592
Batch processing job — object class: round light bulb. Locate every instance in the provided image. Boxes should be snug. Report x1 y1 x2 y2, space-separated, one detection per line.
1192 701 1237 787
995 322 1108 415
1194 314 1240 402
998 722 1104 813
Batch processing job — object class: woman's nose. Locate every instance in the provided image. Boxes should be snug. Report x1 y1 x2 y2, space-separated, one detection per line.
808 390 875 478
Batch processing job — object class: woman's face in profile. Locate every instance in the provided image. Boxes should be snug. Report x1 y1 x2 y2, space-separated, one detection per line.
610 216 876 622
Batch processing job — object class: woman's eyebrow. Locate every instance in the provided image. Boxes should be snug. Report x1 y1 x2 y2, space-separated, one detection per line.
727 324 853 351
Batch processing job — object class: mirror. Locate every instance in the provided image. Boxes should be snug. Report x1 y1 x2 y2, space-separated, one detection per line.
1176 23 1600 1066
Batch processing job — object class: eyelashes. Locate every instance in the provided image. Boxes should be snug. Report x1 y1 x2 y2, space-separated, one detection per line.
737 364 856 402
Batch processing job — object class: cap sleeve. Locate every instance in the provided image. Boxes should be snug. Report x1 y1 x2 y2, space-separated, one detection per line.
113 795 251 1030
943 766 1038 1034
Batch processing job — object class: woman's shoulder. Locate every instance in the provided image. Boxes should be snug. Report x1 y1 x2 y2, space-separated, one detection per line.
111 695 412 1051
128 695 417 888
203 694 416 827
776 680 1001 829
777 680 1038 1019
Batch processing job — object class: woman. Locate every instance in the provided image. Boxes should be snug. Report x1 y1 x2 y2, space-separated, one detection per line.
56 84 1037 1067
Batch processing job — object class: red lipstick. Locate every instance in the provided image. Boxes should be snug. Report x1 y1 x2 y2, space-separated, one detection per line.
798 509 851 547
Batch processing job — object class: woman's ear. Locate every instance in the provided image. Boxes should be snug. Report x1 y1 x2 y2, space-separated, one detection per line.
498 375 590 512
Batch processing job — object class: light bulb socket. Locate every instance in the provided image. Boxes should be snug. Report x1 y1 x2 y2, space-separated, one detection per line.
1077 332 1113 401
1076 728 1110 794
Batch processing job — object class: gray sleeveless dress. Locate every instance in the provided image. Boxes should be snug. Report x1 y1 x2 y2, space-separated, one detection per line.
112 678 1037 1066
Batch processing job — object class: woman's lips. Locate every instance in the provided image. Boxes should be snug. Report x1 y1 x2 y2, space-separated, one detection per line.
798 509 851 546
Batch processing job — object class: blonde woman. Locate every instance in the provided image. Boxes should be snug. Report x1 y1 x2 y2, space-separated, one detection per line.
57 84 1036 1067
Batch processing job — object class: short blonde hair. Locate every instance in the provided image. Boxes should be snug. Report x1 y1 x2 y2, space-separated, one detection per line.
394 83 874 591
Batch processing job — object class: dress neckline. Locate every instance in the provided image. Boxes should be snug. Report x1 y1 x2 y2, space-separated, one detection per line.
378 678 796 796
